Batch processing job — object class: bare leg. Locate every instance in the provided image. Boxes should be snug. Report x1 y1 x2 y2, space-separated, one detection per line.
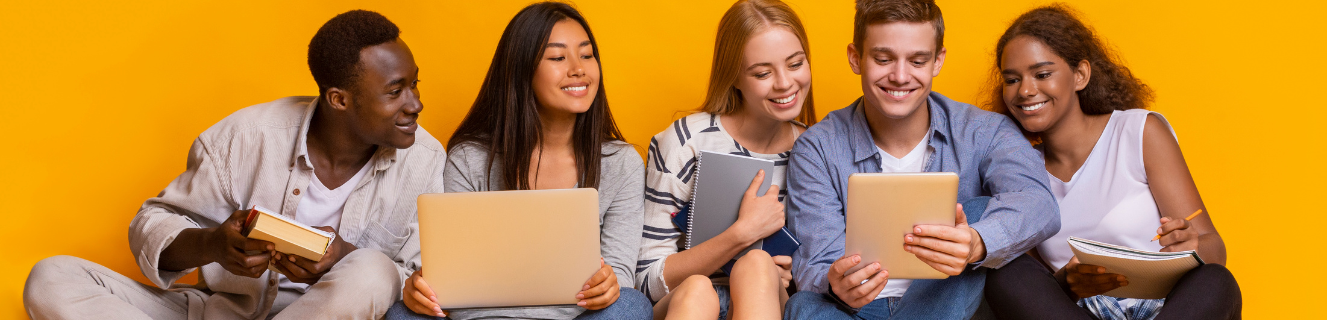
653 275 719 320
729 250 782 320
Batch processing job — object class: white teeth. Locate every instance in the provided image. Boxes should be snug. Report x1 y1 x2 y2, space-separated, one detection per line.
887 90 911 98
562 86 587 91
1021 102 1046 111
771 93 796 104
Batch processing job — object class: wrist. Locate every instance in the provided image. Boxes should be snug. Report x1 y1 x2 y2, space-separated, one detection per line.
965 227 986 264
721 222 760 247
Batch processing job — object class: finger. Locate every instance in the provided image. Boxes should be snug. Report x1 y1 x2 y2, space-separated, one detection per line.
240 238 276 252
906 234 968 258
1071 263 1108 275
580 283 619 310
227 209 251 228
582 264 611 290
849 269 889 303
1157 216 1190 235
414 274 438 303
287 254 325 276
578 270 615 300
272 259 304 281
829 254 861 281
744 170 766 198
954 203 968 227
765 183 781 198
236 248 271 268
772 255 792 269
909 245 963 275
276 255 313 279
841 261 881 291
911 225 968 243
408 288 442 316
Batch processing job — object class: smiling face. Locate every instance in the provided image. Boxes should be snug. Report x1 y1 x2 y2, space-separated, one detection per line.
848 21 945 120
999 35 1090 133
532 19 600 117
734 26 811 122
344 38 422 149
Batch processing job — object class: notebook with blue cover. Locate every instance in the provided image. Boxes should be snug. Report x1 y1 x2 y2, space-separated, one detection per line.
673 150 800 274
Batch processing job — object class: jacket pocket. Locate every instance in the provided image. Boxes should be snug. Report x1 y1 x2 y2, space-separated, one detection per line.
367 221 410 257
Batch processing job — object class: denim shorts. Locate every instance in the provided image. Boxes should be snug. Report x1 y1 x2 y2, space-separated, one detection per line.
714 284 732 320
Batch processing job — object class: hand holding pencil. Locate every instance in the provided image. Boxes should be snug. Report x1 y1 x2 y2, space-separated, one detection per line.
1154 209 1203 253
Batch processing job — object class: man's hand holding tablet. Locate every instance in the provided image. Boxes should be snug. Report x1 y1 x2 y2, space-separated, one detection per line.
904 203 986 276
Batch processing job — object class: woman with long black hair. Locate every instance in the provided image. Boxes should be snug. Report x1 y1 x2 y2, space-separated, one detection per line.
385 2 651 319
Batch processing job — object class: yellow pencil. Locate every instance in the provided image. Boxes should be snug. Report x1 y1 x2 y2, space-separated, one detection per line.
1152 209 1204 241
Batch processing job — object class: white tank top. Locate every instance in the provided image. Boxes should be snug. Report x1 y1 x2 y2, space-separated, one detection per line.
1038 109 1178 270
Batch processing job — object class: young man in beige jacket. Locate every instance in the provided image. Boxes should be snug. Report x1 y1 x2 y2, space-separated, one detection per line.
23 10 445 319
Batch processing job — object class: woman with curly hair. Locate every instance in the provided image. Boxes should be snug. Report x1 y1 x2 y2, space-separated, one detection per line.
983 4 1241 320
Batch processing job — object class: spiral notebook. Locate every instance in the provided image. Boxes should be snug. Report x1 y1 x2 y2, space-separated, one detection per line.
1068 236 1205 299
675 151 800 273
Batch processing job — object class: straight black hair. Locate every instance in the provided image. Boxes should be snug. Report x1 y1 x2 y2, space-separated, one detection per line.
447 1 624 190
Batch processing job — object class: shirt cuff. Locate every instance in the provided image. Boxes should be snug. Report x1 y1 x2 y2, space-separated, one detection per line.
970 221 1013 269
136 215 200 288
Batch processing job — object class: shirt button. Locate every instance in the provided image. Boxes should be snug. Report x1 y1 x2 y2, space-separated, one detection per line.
269 279 277 286
293 189 301 195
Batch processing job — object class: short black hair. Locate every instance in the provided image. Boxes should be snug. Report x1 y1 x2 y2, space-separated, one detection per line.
307 10 401 94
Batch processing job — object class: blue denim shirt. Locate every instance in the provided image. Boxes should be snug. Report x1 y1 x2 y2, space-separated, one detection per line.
788 93 1059 316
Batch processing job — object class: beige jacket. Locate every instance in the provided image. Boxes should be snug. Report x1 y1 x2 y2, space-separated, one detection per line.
127 96 446 319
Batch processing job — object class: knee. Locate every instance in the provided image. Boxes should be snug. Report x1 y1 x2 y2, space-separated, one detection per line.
609 288 654 320
672 275 718 304
324 249 402 301
26 256 86 297
1193 264 1241 297
733 249 776 276
25 256 92 314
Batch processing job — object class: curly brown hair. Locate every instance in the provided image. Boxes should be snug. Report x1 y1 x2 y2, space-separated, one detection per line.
985 4 1154 141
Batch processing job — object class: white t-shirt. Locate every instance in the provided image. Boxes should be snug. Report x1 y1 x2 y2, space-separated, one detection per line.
278 159 373 292
874 132 932 299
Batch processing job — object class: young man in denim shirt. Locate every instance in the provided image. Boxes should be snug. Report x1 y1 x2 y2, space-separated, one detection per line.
784 0 1059 318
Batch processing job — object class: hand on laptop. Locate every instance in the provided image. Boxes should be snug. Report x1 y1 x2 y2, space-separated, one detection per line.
576 258 620 310
205 210 275 278
731 170 786 244
272 226 357 284
903 203 986 276
827 254 889 308
1054 256 1128 300
403 269 448 317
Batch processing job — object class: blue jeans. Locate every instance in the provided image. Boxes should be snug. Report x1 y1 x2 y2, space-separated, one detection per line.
783 197 991 320
384 287 653 320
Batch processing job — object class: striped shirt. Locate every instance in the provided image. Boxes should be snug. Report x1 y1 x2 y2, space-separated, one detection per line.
635 112 804 302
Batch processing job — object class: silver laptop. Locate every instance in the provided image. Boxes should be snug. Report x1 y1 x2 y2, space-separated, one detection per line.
417 188 601 309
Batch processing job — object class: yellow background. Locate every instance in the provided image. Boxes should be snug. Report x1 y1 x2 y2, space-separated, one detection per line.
2 0 1322 318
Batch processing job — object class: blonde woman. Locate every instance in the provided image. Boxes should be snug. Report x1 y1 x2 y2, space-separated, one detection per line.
635 1 817 319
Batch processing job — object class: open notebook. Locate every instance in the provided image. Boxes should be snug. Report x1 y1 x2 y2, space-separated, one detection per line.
1068 237 1204 299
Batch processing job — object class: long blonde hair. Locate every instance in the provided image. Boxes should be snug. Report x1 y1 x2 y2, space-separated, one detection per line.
700 0 817 125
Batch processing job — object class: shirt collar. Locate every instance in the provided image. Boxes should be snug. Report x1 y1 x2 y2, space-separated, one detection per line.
847 93 951 163
292 96 398 172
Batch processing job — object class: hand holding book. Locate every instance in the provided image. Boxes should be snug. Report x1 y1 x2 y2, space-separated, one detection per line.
208 210 276 278
1054 256 1129 300
271 226 357 284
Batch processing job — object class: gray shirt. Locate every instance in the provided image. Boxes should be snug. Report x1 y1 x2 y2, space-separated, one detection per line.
443 141 644 320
